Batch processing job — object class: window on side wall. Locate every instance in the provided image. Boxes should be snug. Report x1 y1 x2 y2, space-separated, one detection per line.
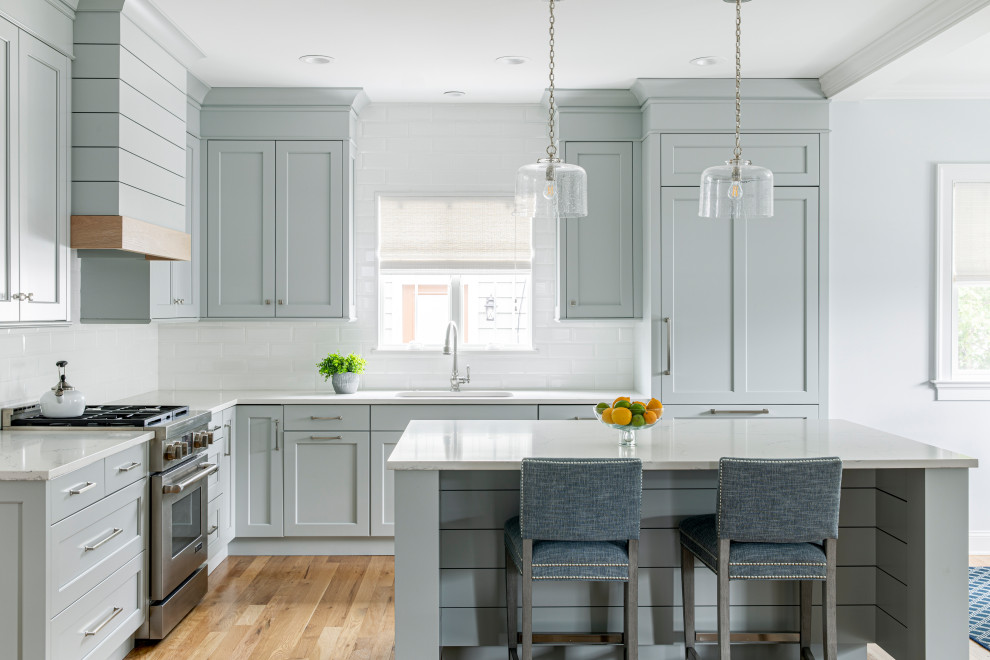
934 164 990 400
378 195 533 350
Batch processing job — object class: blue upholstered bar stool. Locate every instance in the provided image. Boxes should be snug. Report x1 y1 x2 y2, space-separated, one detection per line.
504 457 643 660
679 457 843 660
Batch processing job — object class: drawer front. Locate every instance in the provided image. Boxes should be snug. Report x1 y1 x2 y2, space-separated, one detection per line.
284 405 370 431
103 443 148 495
51 461 107 523
207 445 222 496
372 405 539 431
537 404 601 421
660 133 820 186
51 552 145 660
51 479 147 616
660 404 819 419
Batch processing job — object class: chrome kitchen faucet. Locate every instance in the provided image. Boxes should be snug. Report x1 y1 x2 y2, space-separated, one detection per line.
443 321 471 392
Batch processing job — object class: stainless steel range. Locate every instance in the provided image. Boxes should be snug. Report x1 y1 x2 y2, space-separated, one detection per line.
2 403 218 640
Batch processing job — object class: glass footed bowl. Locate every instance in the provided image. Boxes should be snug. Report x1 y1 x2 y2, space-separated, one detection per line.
594 406 661 446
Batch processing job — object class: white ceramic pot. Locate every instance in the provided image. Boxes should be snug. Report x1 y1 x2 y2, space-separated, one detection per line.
331 372 360 395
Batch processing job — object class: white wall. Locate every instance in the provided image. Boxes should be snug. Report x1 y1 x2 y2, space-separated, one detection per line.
0 255 159 406
830 100 990 549
158 103 637 391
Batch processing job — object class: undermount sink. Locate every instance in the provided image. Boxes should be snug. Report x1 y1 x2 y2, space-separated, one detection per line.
395 390 513 398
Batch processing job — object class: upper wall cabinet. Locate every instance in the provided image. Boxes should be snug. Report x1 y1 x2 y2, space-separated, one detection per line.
0 20 70 324
207 140 352 319
660 134 820 187
558 141 640 319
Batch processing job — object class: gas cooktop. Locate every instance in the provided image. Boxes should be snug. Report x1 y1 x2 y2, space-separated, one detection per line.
9 405 191 427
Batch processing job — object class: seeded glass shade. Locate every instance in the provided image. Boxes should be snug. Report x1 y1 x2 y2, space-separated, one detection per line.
514 161 588 218
699 160 774 218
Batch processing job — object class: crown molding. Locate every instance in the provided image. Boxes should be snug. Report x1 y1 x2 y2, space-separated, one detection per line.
551 89 640 108
77 0 205 69
202 87 367 111
186 72 210 106
867 84 990 100
821 0 990 100
631 78 825 104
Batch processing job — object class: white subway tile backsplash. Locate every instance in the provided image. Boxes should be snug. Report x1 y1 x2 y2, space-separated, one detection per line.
156 102 636 392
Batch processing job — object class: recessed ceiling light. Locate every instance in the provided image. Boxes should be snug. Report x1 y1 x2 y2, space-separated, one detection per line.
299 54 334 65
496 56 529 66
443 90 466 97
690 56 726 67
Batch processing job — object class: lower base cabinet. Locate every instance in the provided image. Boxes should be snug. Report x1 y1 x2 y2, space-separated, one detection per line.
371 432 401 537
284 431 370 536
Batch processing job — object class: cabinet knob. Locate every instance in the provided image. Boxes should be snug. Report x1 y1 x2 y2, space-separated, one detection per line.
570 300 576 306
277 299 284 305
265 299 272 305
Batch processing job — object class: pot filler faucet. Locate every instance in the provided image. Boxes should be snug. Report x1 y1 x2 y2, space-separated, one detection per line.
443 321 471 392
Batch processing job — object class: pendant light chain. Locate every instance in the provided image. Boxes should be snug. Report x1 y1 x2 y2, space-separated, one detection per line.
733 0 743 161
546 0 558 161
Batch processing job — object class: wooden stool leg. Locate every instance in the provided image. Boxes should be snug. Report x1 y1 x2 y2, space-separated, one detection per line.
800 580 814 660
522 539 533 660
681 544 696 659
823 539 838 660
505 547 518 659
717 539 730 660
626 539 639 660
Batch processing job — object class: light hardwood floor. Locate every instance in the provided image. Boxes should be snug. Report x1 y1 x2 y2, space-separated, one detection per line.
126 554 989 659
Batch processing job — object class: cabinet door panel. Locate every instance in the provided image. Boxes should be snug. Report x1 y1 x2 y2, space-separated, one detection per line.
660 188 735 400
284 431 369 536
275 141 343 317
561 141 634 318
745 188 819 399
660 134 820 187
207 141 275 317
0 18 17 322
234 405 283 537
17 32 67 322
371 431 401 537
169 134 199 318
221 407 236 543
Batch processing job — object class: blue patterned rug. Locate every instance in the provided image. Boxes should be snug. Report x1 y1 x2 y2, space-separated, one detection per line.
971 567 990 650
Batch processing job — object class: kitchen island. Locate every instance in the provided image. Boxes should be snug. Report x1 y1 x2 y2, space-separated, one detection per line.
387 418 976 660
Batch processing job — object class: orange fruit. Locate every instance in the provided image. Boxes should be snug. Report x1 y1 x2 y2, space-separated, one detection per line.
611 407 632 426
601 408 614 424
613 396 631 407
647 398 663 410
643 411 658 424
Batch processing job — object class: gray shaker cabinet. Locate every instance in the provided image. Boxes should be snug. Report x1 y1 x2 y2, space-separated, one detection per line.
371 431 401 537
0 23 69 325
234 405 283 537
207 140 276 318
657 186 819 405
559 141 637 319
152 134 200 319
207 140 350 319
283 431 370 536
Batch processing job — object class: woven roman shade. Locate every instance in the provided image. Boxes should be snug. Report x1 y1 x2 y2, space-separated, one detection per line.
954 182 990 282
379 196 532 270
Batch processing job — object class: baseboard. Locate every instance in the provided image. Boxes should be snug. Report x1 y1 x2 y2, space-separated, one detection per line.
970 531 990 555
228 536 395 556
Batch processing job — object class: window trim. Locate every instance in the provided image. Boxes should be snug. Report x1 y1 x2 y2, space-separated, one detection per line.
933 163 990 400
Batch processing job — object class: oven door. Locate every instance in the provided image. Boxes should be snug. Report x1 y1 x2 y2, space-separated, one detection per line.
151 455 217 601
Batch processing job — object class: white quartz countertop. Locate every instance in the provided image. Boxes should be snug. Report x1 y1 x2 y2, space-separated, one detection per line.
386 419 978 470
109 390 641 414
0 429 154 481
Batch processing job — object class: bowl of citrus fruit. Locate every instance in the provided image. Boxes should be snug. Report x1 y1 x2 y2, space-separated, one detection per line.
595 397 663 445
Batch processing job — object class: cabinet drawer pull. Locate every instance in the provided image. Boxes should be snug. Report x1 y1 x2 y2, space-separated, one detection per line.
708 408 771 415
69 482 98 495
210 425 222 432
309 435 343 441
224 422 231 457
116 461 141 472
572 417 596 421
83 607 123 637
207 524 219 535
274 419 280 451
84 528 124 551
310 416 343 421
662 317 673 376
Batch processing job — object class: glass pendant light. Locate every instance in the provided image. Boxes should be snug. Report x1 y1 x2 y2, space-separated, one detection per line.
514 0 587 219
699 0 773 219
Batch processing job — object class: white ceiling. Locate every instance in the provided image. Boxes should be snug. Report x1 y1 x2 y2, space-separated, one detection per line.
154 0 988 102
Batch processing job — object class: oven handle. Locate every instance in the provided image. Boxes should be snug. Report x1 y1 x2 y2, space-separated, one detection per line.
162 463 218 494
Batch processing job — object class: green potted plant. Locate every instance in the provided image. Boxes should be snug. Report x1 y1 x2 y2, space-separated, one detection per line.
317 352 367 394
